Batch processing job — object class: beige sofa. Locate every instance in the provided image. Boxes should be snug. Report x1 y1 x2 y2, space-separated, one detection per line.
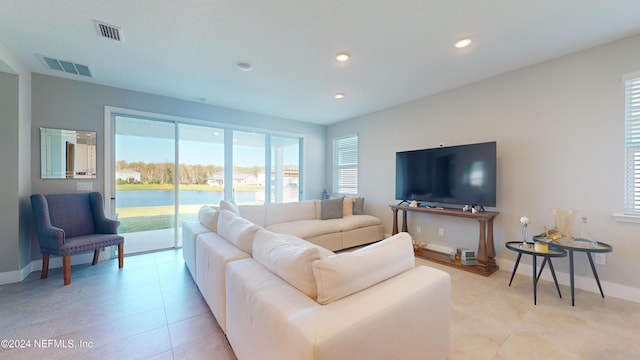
225 198 384 251
182 198 384 283
184 208 451 360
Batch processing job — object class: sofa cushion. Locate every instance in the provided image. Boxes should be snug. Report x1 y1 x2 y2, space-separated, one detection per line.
321 198 343 220
265 200 317 225
217 210 261 254
277 233 335 258
266 219 342 239
198 205 219 232
312 232 415 305
220 200 240 215
331 215 382 232
342 197 354 217
253 230 329 299
237 204 266 226
353 197 365 215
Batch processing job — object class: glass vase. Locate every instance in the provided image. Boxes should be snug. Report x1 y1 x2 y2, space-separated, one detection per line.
521 226 528 248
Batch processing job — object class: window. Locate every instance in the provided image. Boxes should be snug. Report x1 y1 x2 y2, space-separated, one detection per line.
333 135 358 196
625 75 640 214
232 131 266 205
271 136 300 203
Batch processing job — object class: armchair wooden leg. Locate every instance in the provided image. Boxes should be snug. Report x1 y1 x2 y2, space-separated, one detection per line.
118 243 124 268
63 256 71 285
41 254 49 279
92 249 100 265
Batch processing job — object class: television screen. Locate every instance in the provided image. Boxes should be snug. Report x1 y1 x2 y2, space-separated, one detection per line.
395 142 496 207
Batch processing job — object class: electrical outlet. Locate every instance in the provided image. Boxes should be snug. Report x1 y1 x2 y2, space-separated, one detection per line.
416 226 421 233
594 253 606 265
77 182 93 191
438 228 444 236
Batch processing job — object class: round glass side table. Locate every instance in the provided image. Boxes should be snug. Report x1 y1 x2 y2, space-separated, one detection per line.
546 237 613 306
505 241 567 305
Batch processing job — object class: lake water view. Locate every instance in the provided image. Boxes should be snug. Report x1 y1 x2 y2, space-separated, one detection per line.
116 190 257 208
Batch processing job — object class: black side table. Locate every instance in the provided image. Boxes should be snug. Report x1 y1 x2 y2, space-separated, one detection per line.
547 238 613 306
505 241 567 305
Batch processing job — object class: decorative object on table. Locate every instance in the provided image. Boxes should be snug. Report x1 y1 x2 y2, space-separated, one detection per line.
550 208 578 238
576 216 598 246
542 227 561 241
462 205 471 212
321 189 330 200
409 200 419 208
412 238 426 250
534 241 549 253
471 207 478 213
520 216 530 248
459 248 477 265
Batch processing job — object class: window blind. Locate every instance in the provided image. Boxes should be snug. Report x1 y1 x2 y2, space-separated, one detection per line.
333 135 358 195
625 76 640 213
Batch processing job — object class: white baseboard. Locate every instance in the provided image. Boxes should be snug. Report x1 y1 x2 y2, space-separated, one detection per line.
0 266 26 285
496 257 640 304
422 244 640 304
0 252 107 285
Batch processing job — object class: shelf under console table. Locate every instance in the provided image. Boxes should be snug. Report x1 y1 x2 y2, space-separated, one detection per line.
390 204 499 276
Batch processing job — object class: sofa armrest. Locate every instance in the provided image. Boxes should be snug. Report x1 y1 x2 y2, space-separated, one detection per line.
288 265 451 360
226 261 450 360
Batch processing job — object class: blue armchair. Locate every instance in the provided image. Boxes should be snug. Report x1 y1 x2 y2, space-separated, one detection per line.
31 192 124 285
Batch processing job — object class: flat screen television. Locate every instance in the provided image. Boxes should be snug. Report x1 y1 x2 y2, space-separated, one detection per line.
395 141 497 207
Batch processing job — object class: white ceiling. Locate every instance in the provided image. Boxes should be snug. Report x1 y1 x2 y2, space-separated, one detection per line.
2 1 640 125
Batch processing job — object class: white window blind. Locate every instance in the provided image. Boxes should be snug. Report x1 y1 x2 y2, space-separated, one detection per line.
625 76 640 213
333 135 358 196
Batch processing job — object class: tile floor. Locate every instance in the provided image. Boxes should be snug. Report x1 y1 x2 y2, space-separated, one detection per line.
1 250 639 359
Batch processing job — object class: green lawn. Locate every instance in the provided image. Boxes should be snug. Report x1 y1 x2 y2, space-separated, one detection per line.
116 204 201 233
113 184 265 233
116 183 263 192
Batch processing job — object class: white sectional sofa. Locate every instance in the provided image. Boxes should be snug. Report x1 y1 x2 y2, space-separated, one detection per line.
182 198 384 283
182 206 452 360
225 198 384 251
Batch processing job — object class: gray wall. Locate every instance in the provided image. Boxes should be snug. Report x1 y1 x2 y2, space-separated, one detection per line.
0 71 20 273
0 42 32 277
328 34 640 296
30 74 327 259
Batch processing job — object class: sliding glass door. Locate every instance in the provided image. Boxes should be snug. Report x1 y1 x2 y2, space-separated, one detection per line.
271 135 300 203
106 108 303 254
114 116 176 254
177 124 225 247
232 131 265 205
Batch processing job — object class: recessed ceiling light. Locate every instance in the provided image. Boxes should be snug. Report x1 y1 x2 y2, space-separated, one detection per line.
455 37 472 48
236 62 253 71
336 53 350 62
334 93 345 99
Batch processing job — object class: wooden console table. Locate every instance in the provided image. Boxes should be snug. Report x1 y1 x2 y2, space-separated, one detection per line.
390 204 499 276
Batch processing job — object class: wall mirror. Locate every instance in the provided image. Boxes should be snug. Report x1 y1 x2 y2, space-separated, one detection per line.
40 127 96 179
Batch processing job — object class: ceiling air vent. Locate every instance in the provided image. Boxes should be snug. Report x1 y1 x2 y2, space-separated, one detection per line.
39 55 93 77
95 20 122 41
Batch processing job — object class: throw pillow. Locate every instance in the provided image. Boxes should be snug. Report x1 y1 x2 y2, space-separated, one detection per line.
342 197 354 217
312 232 415 305
197 205 219 232
352 197 365 215
252 229 326 299
219 200 240 215
216 209 261 254
321 198 343 220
